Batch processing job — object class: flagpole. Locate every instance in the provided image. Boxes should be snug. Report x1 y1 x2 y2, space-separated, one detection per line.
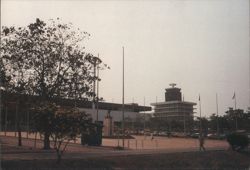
199 94 202 134
234 93 237 110
216 93 219 134
233 92 238 130
122 46 125 148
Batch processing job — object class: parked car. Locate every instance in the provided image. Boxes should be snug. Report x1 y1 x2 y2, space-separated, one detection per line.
190 133 200 138
153 131 159 136
207 133 217 139
207 133 226 140
218 133 226 140
247 133 250 142
158 131 166 136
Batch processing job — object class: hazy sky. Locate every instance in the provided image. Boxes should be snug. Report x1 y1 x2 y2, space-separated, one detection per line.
2 0 250 117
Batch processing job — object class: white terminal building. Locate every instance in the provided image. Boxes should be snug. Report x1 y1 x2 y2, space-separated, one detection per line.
151 84 196 132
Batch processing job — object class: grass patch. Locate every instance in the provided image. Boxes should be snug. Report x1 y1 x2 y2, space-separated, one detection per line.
2 150 250 170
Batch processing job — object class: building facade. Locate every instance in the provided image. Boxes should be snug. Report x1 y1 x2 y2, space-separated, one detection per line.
0 91 151 132
151 84 196 132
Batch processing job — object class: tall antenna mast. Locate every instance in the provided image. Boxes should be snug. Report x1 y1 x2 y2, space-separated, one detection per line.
169 83 176 88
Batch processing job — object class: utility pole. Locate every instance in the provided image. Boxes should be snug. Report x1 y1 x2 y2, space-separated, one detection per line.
96 54 100 122
90 55 101 122
143 97 146 132
93 58 96 107
122 47 125 148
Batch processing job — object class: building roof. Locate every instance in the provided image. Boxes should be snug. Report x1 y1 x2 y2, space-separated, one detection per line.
151 100 197 106
1 91 151 112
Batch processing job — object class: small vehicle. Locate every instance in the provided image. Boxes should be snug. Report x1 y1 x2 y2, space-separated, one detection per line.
207 133 226 140
247 133 250 142
190 133 200 138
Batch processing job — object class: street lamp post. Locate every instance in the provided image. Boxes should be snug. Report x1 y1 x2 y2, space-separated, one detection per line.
96 54 100 122
87 54 101 122
96 54 106 122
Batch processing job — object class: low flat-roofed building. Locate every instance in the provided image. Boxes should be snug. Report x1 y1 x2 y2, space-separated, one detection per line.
1 91 151 127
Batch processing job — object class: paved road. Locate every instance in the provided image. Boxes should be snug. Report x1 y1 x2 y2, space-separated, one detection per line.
0 135 229 161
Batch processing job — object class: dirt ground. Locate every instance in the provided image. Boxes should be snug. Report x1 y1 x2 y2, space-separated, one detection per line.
0 132 228 150
1 134 248 170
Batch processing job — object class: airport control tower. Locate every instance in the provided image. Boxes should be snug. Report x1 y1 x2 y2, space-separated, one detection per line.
151 84 196 132
165 83 182 101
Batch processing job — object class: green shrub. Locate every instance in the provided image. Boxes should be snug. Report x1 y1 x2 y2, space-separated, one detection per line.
115 146 124 150
226 133 249 151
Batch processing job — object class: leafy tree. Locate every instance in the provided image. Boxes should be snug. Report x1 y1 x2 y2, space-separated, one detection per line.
209 113 220 133
31 102 92 162
1 25 34 94
1 18 106 149
170 120 184 132
0 58 11 91
209 114 231 133
194 117 209 134
0 28 29 145
239 112 250 131
51 107 92 163
30 102 57 149
225 108 247 131
207 108 250 135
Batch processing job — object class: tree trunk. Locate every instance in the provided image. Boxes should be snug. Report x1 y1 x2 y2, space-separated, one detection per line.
18 128 22 146
56 150 62 164
43 132 50 149
16 102 22 146
34 132 37 148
